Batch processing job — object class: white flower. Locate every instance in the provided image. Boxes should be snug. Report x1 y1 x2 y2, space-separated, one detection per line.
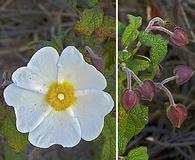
3 46 114 148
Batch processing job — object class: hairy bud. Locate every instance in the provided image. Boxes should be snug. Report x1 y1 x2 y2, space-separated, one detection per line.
138 80 156 101
174 65 194 85
167 104 188 128
170 27 189 47
122 89 140 112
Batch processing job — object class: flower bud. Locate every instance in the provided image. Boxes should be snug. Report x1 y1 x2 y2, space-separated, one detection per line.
174 65 194 85
138 80 155 101
90 56 105 74
170 27 189 47
122 89 140 112
167 104 188 128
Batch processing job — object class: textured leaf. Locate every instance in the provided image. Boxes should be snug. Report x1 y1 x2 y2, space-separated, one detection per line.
127 59 150 73
87 0 98 7
74 5 104 36
121 15 142 46
118 21 125 37
96 16 115 41
119 105 148 154
0 107 28 152
118 51 131 61
139 31 168 64
101 114 116 160
128 146 149 160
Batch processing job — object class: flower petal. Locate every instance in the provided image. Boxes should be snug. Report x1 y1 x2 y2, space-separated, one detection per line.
72 90 114 141
12 47 59 93
57 46 106 90
28 108 81 148
3 84 52 133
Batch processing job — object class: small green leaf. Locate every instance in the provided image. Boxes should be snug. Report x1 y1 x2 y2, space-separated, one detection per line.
121 15 142 46
139 32 168 64
0 107 28 152
127 59 150 73
74 5 104 36
119 105 148 154
118 51 131 61
87 0 98 7
128 146 149 160
101 114 116 160
118 21 125 37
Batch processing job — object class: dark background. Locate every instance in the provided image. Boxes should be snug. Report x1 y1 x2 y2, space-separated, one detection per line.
119 0 195 160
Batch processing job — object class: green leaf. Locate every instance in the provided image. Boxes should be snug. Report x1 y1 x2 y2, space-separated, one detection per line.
127 59 150 73
118 51 131 61
119 105 148 154
118 21 125 37
121 15 142 46
96 16 115 41
128 146 149 160
87 0 98 7
101 114 116 160
139 31 168 64
74 5 104 36
0 107 28 152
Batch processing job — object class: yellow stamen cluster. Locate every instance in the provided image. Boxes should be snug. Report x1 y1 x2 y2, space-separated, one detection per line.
46 82 77 111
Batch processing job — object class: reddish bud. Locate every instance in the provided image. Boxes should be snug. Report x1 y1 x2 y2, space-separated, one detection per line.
167 104 188 128
174 65 194 85
122 89 140 112
170 27 189 47
138 80 156 101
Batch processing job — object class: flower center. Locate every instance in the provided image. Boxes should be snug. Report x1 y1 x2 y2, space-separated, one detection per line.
45 82 77 111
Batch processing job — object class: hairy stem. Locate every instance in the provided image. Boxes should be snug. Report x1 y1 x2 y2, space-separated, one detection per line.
121 65 143 86
145 17 164 32
122 67 132 90
150 26 174 36
161 75 178 85
136 55 151 62
155 83 176 106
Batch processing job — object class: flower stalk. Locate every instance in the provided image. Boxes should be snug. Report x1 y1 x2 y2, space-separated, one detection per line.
149 26 174 36
122 67 132 90
155 83 176 106
161 75 178 85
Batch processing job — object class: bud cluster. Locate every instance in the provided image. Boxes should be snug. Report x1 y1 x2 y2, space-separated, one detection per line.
121 65 194 128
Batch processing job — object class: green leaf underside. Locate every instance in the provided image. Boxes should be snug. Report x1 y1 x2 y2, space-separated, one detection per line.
121 15 142 46
139 31 168 64
128 146 149 160
74 5 104 36
0 107 28 152
127 59 150 74
119 105 148 154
